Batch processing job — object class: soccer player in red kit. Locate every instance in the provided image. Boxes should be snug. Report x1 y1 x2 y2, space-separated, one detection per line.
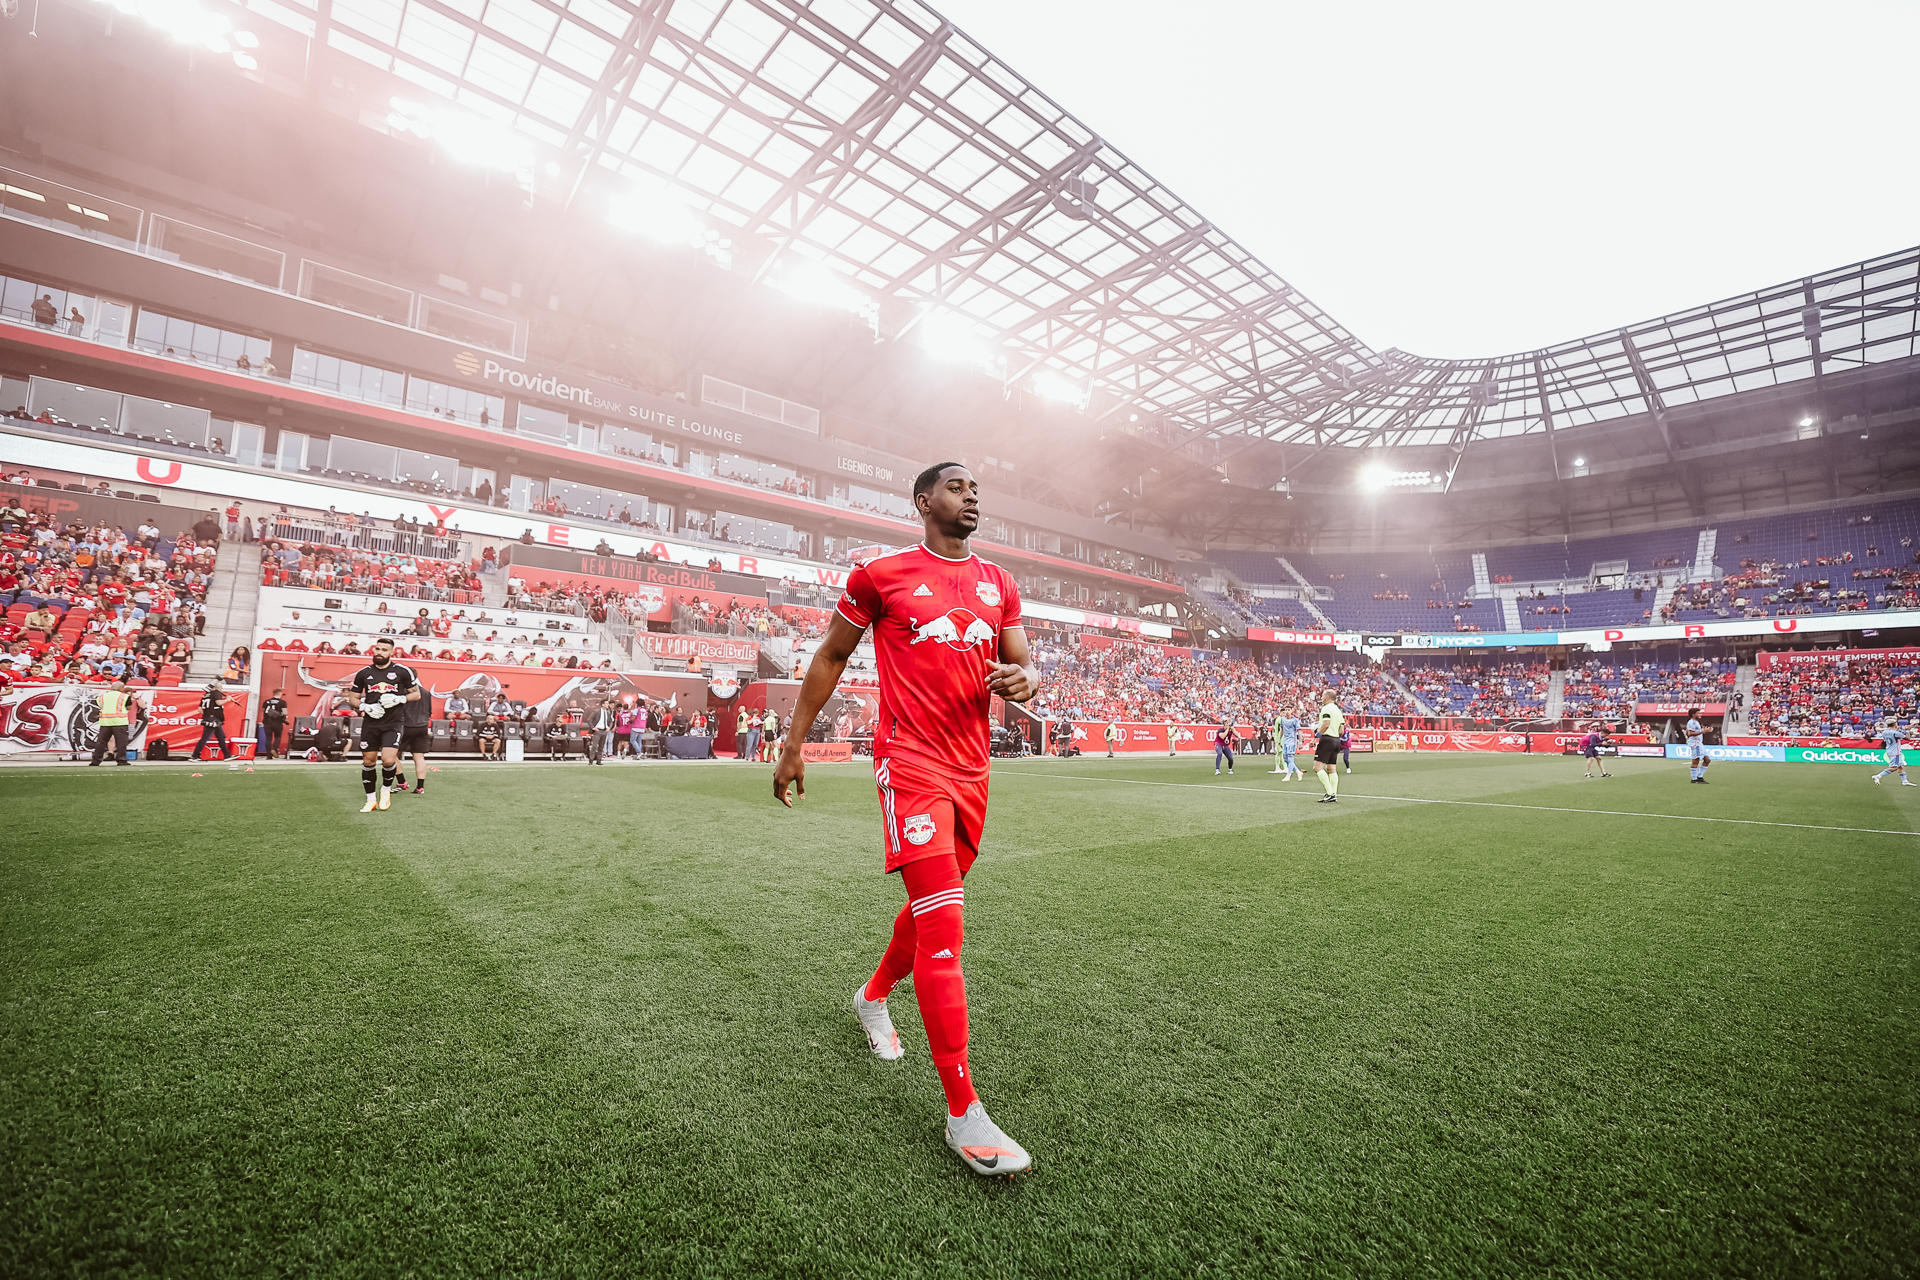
773 462 1040 1177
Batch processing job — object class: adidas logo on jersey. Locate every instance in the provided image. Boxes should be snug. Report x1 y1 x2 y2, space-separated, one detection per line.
913 584 933 596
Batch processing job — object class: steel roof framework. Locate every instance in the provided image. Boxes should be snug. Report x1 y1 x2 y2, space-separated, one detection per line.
213 0 1920 452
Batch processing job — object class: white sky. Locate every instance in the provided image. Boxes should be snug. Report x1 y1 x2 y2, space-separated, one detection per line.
935 0 1920 358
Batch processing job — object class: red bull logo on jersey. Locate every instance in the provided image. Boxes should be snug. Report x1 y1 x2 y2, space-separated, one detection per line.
909 608 996 651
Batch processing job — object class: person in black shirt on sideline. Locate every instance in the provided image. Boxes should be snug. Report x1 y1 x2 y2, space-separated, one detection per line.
189 681 233 762
341 637 418 812
258 687 289 759
397 673 434 795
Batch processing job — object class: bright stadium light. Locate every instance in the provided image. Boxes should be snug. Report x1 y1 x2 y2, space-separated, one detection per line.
772 258 879 332
917 309 1002 373
1360 462 1435 492
1031 370 1089 409
608 180 705 246
387 97 535 182
89 0 262 69
1572 456 1587 467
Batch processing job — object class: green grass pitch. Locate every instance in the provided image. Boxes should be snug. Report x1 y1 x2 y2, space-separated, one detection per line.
3 752 1915 1277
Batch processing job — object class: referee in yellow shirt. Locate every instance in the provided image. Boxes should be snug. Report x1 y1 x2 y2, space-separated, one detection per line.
1313 690 1344 803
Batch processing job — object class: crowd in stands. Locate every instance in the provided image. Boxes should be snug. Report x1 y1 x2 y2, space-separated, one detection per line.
1392 660 1548 721
1029 643 1413 724
1561 656 1735 719
0 500 216 686
261 543 485 600
1747 650 1920 739
259 603 615 669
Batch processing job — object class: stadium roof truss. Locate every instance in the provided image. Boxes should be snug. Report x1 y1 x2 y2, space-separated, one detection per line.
225 0 1920 456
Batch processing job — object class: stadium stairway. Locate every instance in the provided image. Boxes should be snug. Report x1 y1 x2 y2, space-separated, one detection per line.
190 542 263 684
1691 528 1719 580
1731 659 1758 725
1500 593 1523 630
1271 557 1337 629
1384 668 1433 716
1545 669 1566 719
1472 553 1493 596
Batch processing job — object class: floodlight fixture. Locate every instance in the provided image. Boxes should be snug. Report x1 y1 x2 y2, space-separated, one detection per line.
1031 370 1090 409
772 258 879 333
916 309 1001 372
387 97 535 181
607 181 704 247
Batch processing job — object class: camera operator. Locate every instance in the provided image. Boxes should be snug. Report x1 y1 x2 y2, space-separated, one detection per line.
258 687 289 759
188 680 233 762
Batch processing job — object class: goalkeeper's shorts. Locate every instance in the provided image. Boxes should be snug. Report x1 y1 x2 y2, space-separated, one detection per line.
357 721 405 752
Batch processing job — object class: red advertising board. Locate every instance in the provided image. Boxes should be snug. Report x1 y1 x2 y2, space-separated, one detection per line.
1246 627 1337 646
1757 646 1920 670
638 632 761 665
1728 734 1881 749
1635 702 1727 716
0 683 252 758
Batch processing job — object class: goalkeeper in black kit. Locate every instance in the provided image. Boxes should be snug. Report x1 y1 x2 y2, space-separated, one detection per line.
341 636 419 812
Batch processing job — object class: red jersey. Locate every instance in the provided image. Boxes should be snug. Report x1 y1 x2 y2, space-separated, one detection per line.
836 543 1022 781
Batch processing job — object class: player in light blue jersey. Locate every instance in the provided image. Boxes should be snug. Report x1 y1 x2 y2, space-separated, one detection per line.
1871 720 1915 786
1685 709 1709 783
1270 711 1304 779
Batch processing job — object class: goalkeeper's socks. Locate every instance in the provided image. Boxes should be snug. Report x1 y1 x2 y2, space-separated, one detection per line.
361 766 377 796
381 765 398 792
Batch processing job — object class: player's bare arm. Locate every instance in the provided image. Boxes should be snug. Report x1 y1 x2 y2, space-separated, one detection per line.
986 625 1040 703
774 612 866 807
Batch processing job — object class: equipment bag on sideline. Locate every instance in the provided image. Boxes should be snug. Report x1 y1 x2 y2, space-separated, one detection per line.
146 740 170 761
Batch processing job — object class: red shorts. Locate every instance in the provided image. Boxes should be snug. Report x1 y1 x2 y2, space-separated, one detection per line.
873 754 988 874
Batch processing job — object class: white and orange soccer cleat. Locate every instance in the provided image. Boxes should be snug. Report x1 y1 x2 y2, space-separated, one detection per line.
853 986 904 1060
377 786 392 811
945 1101 1032 1176
359 795 379 813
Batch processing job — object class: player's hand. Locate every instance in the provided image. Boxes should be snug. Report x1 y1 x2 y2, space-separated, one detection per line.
986 662 1035 702
379 693 405 709
773 750 806 807
361 704 384 719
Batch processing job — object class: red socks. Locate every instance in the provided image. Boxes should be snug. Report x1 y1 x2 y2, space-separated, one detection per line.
878 855 977 1116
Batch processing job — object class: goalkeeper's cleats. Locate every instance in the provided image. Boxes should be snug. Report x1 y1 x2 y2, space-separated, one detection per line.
359 795 379 813
854 985 904 1060
377 787 392 811
945 1102 1031 1177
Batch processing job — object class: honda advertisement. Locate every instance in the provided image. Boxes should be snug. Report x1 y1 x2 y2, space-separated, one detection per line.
1662 744 1788 763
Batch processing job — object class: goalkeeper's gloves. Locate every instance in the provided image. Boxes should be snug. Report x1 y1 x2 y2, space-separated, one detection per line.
379 693 405 709
361 703 385 719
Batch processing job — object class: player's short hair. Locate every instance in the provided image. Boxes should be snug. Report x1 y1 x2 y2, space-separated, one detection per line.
913 461 968 500
1687 706 1700 717
372 636 395 648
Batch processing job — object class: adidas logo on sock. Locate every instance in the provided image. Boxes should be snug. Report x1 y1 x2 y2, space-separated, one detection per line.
913 584 933 596
931 948 953 959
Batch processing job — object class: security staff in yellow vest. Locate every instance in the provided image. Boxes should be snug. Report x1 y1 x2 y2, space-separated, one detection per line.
88 679 139 766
